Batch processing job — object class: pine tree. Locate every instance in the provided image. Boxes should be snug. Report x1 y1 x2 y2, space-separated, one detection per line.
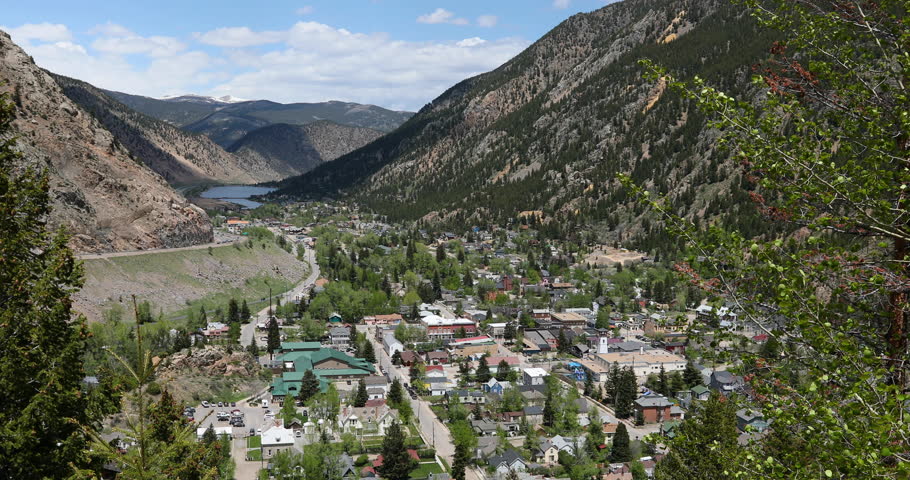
432 270 442 300
610 423 631 463
298 370 320 403
247 337 260 357
198 305 208 328
543 393 556 427
363 341 376 364
585 414 605 461
658 364 669 397
227 298 240 324
463 269 473 288
614 367 636 418
388 377 404 405
495 360 511 381
377 422 416 480
0 91 100 478
436 243 446 262
475 355 491 383
267 317 281 358
654 394 742 480
503 322 516 342
354 379 369 407
682 361 702 388
240 299 251 323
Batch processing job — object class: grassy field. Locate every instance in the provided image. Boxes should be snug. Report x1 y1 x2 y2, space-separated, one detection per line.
410 463 444 478
75 239 308 323
247 436 262 448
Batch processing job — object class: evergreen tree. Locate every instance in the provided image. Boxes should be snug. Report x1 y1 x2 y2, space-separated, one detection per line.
609 423 631 463
475 355 491 383
463 269 473 288
658 364 669 397
148 388 184 443
198 305 208 329
455 326 467 339
392 351 402 366
557 328 570 354
298 370 320 403
432 270 442 300
227 298 240 324
495 360 511 381
0 91 101 478
503 322 516 342
542 393 556 427
240 299 251 323
388 377 404 405
280 395 298 427
654 394 742 480
247 337 260 357
363 341 376 364
377 422 416 480
585 414 605 461
354 379 368 407
583 373 594 397
682 362 702 388
614 367 636 418
267 317 281 358
436 243 446 262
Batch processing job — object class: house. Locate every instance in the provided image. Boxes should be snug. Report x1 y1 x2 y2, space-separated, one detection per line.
523 405 544 425
710 370 743 395
736 408 768 432
483 378 512 395
338 405 399 435
425 351 450 365
471 418 501 436
447 389 486 405
383 333 404 357
338 454 358 480
486 322 507 338
475 436 500 460
330 327 351 348
634 395 675 424
520 388 547 407
426 377 454 396
488 449 529 476
522 368 548 386
486 356 520 374
261 426 296 459
364 376 389 400
677 385 710 409
328 312 344 323
399 351 419 366
202 322 230 337
534 436 585 466
225 218 250 233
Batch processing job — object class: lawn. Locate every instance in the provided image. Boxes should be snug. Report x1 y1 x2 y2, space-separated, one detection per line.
247 436 261 448
247 449 262 461
410 462 444 478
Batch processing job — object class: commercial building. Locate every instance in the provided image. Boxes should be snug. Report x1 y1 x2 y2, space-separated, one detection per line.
419 315 477 340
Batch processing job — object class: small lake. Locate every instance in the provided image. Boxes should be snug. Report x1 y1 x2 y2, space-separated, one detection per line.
200 185 276 209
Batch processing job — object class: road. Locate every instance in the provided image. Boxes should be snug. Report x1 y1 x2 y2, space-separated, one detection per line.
240 233 320 352
77 234 241 260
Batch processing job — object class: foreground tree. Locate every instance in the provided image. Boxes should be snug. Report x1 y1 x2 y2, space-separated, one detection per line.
377 422 416 480
637 0 910 476
0 93 100 478
654 393 741 480
609 423 631 463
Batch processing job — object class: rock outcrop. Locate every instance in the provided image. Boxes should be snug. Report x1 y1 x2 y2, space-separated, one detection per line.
0 30 212 252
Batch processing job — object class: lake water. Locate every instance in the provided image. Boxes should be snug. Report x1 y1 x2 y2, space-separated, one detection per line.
200 185 276 208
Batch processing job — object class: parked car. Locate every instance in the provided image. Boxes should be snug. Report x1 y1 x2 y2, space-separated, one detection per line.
201 401 209 408
218 402 224 407
249 428 255 436
230 402 236 407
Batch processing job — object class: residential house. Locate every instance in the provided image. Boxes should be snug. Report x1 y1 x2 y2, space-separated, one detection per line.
447 389 486 405
677 385 710 409
522 368 548 386
710 370 744 395
383 333 404 357
363 376 389 400
399 351 419 366
337 405 398 436
426 377 454 396
483 378 512 395
488 449 529 476
736 409 768 433
425 351 450 365
534 436 585 466
486 356 520 375
486 322 507 339
523 405 544 425
519 387 547 407
261 426 296 459
328 312 343 323
329 327 351 348
634 395 675 424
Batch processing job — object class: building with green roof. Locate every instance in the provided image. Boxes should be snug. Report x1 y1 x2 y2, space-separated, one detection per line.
270 343 375 400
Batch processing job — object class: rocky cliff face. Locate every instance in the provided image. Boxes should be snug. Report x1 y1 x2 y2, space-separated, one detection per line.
273 0 775 244
229 120 383 177
0 30 212 252
52 74 290 185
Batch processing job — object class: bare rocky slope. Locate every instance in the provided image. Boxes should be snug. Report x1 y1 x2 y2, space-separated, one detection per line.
273 0 777 246
51 74 282 184
228 120 383 178
0 30 212 253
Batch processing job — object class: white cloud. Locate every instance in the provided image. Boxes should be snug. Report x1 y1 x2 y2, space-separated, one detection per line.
295 6 314 15
9 19 529 111
457 37 486 47
477 15 498 28
195 26 285 47
553 0 571 8
4 23 72 43
417 8 469 26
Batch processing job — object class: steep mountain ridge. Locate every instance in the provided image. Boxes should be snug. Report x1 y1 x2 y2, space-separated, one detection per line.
51 74 278 184
228 121 383 178
0 30 211 253
273 0 775 244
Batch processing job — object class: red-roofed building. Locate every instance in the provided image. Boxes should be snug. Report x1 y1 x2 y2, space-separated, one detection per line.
364 399 387 407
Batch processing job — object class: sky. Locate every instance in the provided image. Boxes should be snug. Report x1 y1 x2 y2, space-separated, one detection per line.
3 0 614 111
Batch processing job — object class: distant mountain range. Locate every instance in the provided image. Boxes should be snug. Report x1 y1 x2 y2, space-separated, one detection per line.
106 90 414 149
271 0 775 246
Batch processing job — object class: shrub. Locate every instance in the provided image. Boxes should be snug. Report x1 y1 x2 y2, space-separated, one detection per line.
146 381 162 395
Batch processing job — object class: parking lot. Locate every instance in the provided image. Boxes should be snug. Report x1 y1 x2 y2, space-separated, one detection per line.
192 395 278 439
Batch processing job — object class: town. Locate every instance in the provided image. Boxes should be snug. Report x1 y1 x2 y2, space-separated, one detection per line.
121 201 774 480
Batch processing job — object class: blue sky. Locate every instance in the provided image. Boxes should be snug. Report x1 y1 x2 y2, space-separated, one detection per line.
3 1 613 111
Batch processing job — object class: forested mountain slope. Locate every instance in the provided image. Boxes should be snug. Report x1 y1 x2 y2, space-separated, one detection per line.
272 0 777 246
